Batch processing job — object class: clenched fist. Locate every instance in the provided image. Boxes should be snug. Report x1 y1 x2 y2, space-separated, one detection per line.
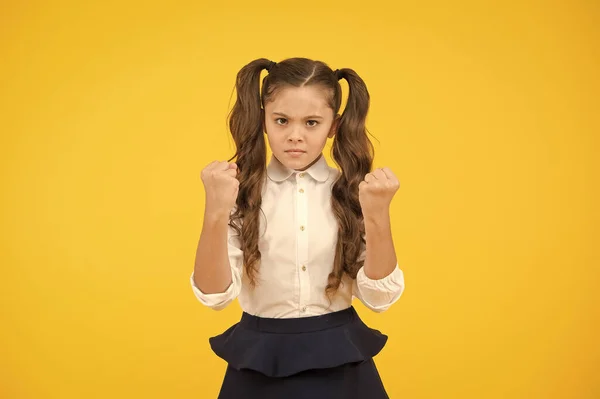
201 161 239 217
358 167 400 218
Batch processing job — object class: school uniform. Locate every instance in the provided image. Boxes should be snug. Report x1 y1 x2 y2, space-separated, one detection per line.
191 154 405 398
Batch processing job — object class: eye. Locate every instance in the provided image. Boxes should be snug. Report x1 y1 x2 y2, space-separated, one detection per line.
275 118 287 125
307 120 319 127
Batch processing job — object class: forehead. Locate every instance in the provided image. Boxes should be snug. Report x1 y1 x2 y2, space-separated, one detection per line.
265 86 332 117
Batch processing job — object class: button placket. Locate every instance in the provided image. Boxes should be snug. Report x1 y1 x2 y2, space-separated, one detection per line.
296 172 310 314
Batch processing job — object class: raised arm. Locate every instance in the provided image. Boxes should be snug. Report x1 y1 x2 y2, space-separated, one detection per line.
191 161 242 310
353 167 405 312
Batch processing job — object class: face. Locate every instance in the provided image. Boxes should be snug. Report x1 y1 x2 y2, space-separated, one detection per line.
263 85 339 171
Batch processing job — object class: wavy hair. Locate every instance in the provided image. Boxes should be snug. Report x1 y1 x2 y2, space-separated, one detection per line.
226 57 373 295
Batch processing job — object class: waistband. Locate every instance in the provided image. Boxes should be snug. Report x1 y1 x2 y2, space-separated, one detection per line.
238 306 358 334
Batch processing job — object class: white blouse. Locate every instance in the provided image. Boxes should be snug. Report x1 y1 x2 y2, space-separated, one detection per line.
190 154 405 318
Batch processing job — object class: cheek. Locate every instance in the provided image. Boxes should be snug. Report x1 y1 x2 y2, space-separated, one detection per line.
264 130 284 149
265 121 285 134
315 130 331 144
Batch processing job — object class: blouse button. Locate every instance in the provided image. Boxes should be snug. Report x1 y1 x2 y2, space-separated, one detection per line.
302 265 306 271
301 306 307 312
299 188 304 193
299 172 305 178
300 225 305 231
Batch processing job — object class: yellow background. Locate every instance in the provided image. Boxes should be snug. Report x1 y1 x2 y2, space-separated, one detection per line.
1 1 598 398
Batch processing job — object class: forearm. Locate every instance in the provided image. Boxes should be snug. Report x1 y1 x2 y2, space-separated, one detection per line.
193 211 233 294
363 210 397 280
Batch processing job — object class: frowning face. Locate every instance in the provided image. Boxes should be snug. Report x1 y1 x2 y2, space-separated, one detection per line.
264 86 339 171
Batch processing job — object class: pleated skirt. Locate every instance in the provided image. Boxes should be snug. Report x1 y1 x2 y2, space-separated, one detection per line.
209 306 390 399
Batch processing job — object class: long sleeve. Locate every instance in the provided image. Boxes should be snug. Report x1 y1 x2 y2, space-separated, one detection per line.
353 265 405 312
190 224 244 310
352 238 405 312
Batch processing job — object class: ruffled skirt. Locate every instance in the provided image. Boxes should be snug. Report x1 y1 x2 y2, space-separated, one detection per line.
209 306 390 398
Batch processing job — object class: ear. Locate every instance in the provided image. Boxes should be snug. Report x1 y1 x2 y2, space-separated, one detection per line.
328 114 341 139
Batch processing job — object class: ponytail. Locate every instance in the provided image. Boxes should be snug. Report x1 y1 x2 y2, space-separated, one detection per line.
227 58 273 284
327 68 374 295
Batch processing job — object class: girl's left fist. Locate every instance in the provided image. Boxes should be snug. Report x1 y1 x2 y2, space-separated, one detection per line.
358 167 400 216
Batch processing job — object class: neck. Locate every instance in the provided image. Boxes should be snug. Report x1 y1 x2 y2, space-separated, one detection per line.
295 153 322 171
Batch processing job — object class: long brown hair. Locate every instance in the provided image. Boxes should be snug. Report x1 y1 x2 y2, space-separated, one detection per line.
226 57 373 295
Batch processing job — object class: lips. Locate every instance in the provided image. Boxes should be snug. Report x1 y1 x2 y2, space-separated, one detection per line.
285 149 306 153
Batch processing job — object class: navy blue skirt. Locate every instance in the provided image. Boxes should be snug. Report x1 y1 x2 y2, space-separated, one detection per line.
209 306 390 398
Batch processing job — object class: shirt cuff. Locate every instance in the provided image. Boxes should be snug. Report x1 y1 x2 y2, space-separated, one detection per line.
355 265 405 312
190 271 236 310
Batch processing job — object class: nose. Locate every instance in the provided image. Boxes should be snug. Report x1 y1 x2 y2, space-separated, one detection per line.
287 126 304 143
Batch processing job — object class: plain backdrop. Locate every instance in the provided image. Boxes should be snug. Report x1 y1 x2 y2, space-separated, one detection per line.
1 1 598 398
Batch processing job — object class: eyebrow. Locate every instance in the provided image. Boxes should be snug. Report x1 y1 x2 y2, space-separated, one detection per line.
272 112 324 120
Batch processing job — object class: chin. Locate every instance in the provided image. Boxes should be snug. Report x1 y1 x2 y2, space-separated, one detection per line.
284 160 309 170
276 151 317 171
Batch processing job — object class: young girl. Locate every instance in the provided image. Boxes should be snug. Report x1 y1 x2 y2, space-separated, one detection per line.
191 57 405 398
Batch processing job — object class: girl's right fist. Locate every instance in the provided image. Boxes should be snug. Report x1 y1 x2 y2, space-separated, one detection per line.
200 161 239 215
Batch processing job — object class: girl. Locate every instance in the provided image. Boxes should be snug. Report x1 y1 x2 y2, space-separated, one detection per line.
191 57 405 398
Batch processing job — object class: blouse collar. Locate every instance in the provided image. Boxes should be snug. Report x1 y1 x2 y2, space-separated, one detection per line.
267 153 330 183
